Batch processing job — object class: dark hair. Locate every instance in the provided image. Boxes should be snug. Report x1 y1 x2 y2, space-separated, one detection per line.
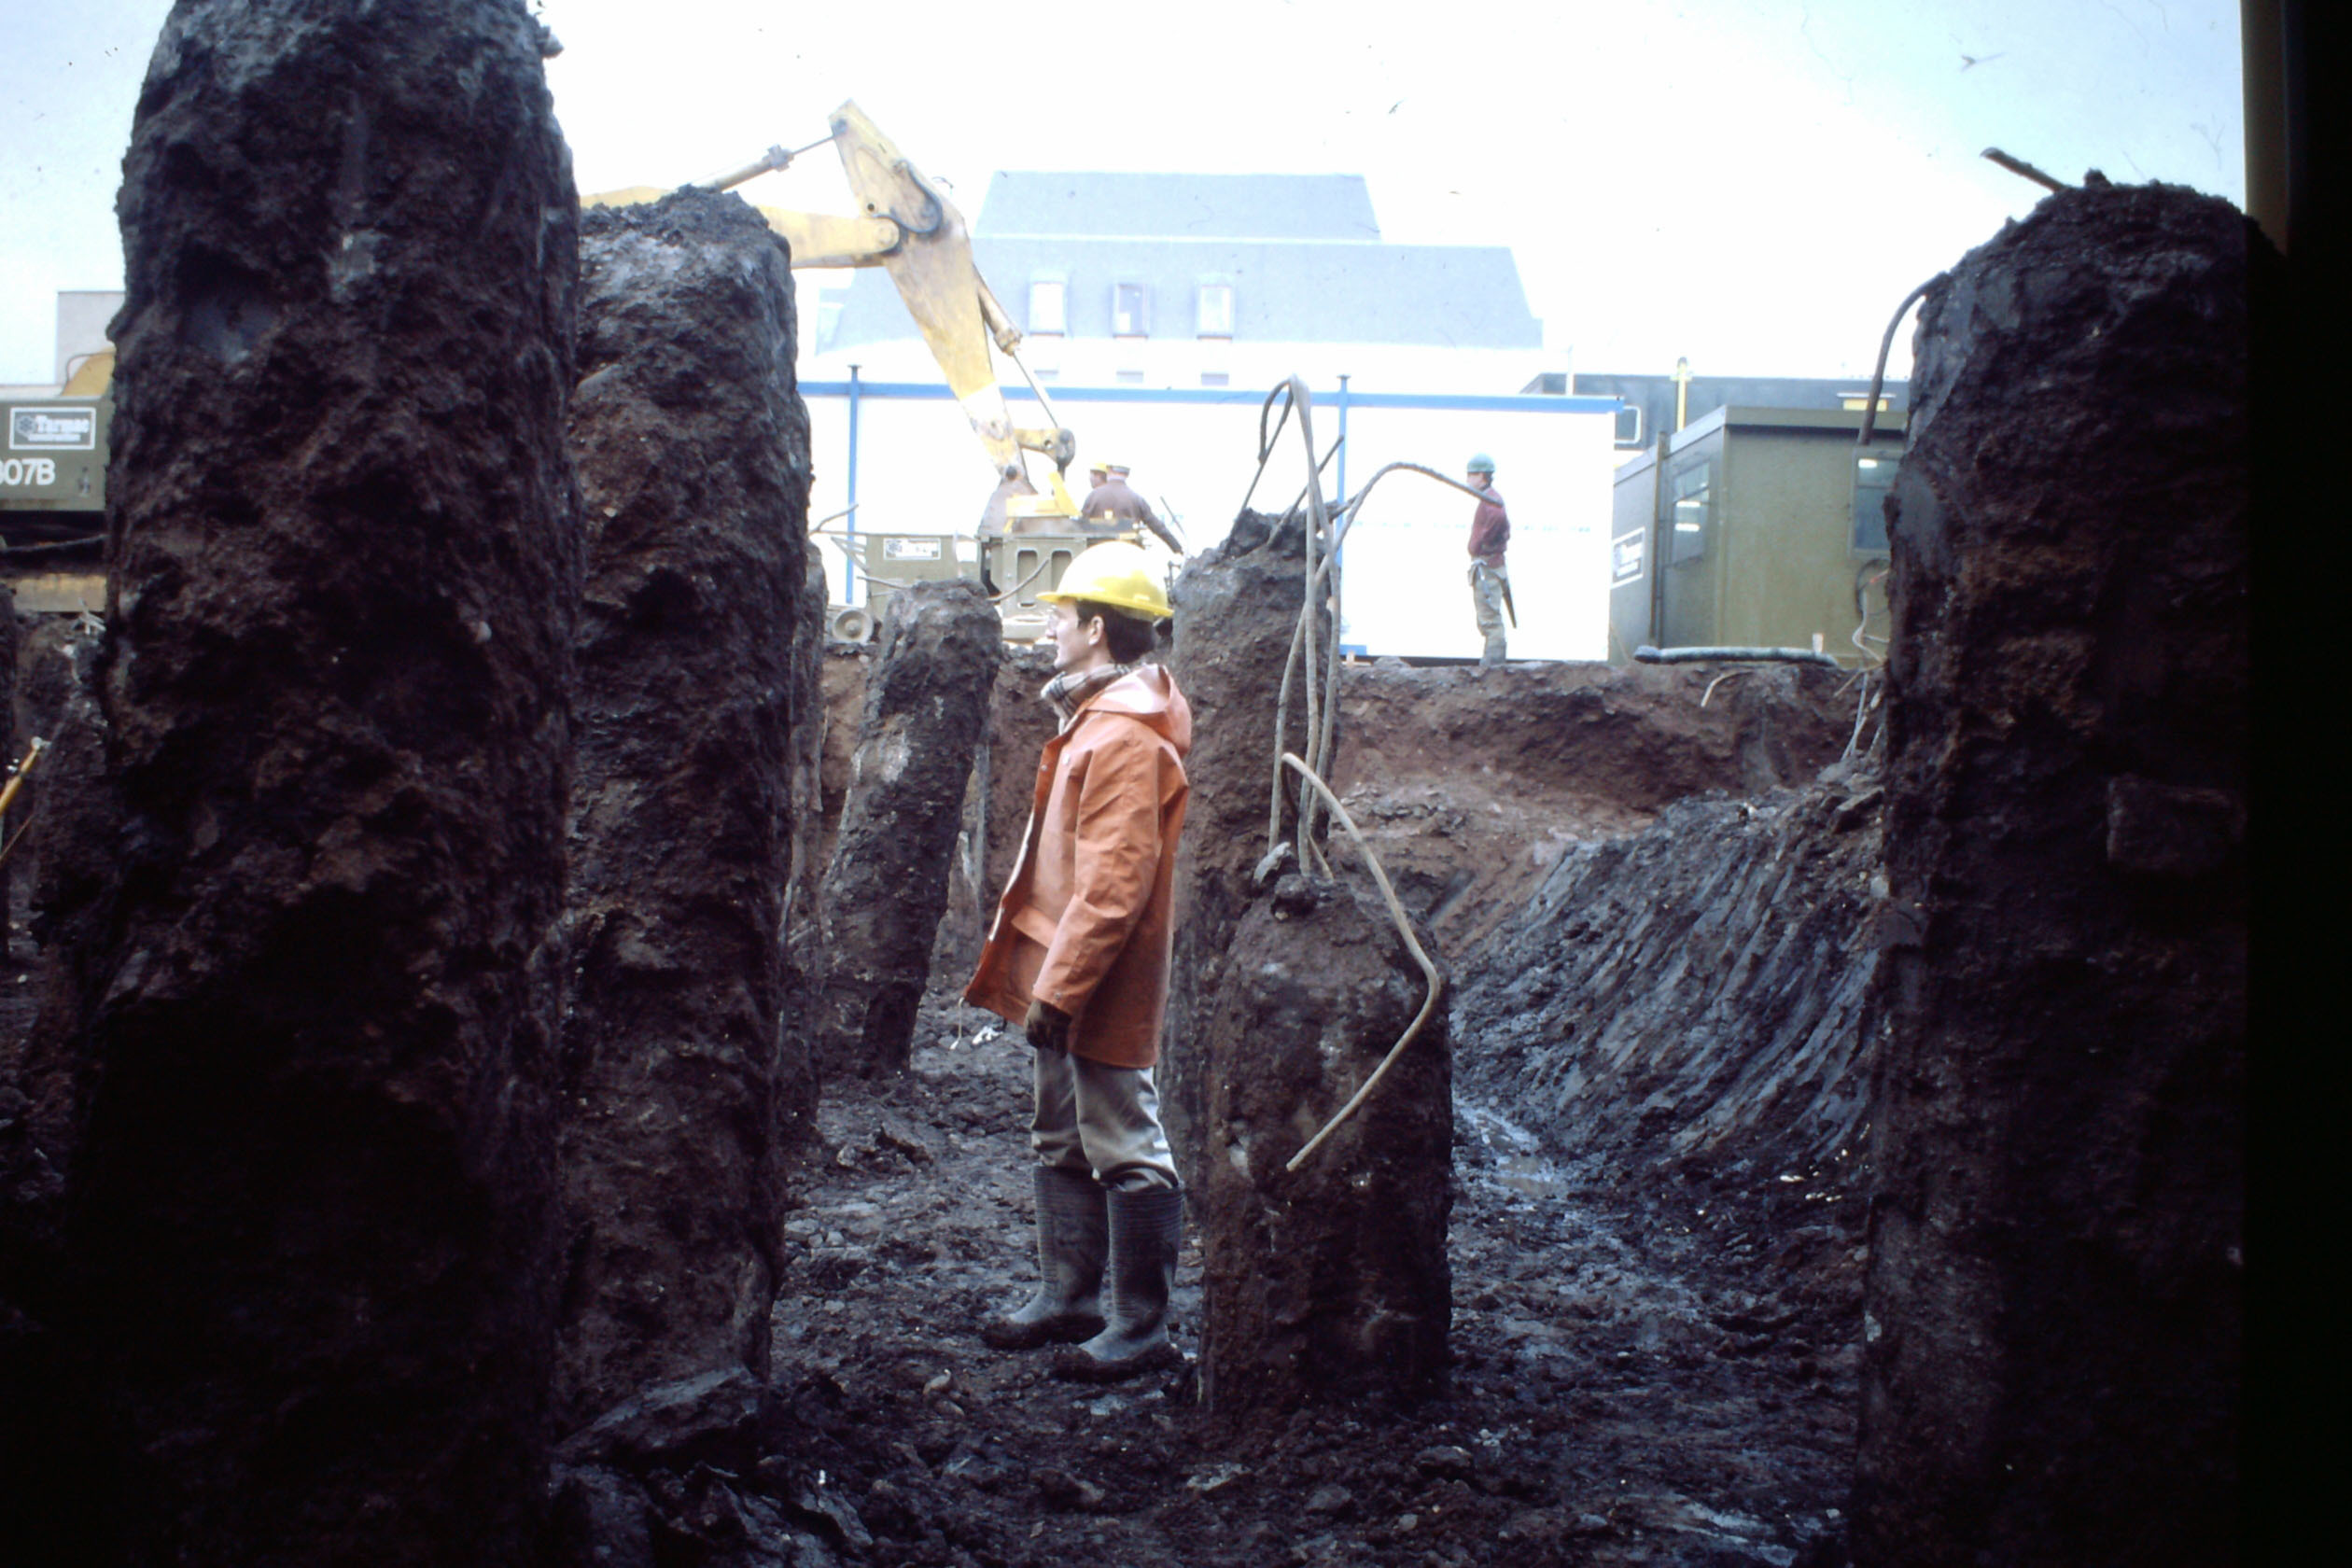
1073 599 1160 663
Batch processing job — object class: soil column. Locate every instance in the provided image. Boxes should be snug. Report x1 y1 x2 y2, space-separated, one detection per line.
1197 875 1452 1423
1855 180 2249 1566
1160 511 1324 1183
815 579 1001 1079
782 552 833 1099
554 190 817 1430
51 2 581 1562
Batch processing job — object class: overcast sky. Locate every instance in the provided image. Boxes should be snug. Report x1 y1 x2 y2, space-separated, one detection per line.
3 0 2243 387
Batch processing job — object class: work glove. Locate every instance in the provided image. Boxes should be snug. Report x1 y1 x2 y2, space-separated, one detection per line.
1024 999 1072 1052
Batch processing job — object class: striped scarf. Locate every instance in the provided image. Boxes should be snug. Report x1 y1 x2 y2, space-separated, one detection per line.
1041 661 1141 729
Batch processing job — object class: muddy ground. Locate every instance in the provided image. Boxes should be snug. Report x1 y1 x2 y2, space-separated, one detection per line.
741 655 1864 1568
762 986 1855 1568
7 636 1864 1566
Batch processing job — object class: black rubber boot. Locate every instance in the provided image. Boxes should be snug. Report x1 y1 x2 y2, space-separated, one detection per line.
980 1165 1107 1351
1053 1184 1183 1380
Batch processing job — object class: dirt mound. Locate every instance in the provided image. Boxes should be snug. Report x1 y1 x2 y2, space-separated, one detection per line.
1335 659 1857 955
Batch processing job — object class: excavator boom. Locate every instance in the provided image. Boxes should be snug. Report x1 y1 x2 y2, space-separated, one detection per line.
586 101 1079 527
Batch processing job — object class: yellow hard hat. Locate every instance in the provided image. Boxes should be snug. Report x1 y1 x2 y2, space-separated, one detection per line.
1037 540 1171 622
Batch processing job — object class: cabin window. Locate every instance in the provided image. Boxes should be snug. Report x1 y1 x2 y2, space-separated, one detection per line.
1853 453 1897 553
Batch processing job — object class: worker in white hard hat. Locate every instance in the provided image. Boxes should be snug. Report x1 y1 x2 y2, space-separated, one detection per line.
965 540 1192 1380
1464 452 1514 669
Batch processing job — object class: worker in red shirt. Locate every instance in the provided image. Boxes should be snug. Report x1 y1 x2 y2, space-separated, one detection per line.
1465 453 1513 669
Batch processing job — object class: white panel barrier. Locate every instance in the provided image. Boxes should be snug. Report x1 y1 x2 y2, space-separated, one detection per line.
805 381 1617 662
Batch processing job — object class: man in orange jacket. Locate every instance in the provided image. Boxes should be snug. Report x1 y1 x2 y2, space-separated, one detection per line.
965 540 1192 1379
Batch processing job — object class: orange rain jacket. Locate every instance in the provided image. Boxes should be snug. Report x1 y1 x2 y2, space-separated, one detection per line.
964 665 1193 1070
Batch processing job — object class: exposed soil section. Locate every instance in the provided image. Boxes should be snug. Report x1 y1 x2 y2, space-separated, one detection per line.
1197 873 1454 1424
1332 660 1855 956
1159 511 1326 1183
1854 179 2249 1565
0 3 2246 1550
0 1 582 1561
556 187 815 1431
815 581 1000 1082
1457 773 1884 1197
782 554 835 1111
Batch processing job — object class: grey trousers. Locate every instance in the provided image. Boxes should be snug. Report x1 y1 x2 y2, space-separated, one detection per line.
1472 561 1509 667
1030 1044 1179 1192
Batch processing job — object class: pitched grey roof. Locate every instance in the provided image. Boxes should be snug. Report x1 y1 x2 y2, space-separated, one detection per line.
975 172 1382 242
816 173 1540 355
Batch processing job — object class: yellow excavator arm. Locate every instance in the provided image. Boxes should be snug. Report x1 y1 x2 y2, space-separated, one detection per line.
41 107 1080 535
586 101 1079 529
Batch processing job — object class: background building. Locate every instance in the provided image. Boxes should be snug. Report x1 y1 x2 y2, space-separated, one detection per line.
1526 368 1910 456
801 173 1621 661
805 172 1551 395
1608 405 1902 664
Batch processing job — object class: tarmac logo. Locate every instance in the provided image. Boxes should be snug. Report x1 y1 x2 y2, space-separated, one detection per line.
1611 529 1646 584
9 406 97 451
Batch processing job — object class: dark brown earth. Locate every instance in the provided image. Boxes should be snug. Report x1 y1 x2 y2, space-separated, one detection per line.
815 581 1001 1082
707 651 1868 1568
1197 871 1455 1425
743 956 1858 1568
556 188 816 1432
1 1 581 1561
0 5 2249 1548
1854 178 2250 1565
1160 510 1328 1183
1333 661 1854 957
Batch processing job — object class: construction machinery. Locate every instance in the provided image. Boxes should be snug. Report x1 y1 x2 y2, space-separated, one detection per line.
7 102 1164 637
591 102 1166 640
0 350 112 615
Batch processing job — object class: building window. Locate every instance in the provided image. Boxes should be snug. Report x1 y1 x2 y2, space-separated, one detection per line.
1853 453 1897 553
1668 461 1712 565
1197 281 1234 338
1113 283 1147 337
1029 279 1066 336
